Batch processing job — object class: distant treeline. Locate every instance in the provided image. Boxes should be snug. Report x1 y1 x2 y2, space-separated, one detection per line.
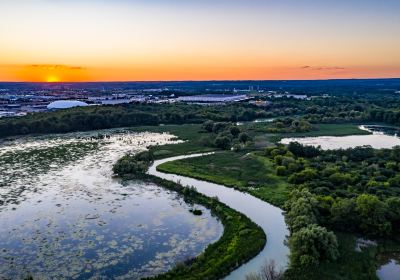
0 104 269 138
2 94 400 138
368 109 400 126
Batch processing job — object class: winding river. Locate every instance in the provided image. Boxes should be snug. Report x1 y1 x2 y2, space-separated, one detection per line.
148 153 289 279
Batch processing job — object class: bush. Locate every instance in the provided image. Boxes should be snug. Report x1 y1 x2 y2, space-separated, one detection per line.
276 166 287 176
215 136 231 150
239 132 250 144
113 150 153 177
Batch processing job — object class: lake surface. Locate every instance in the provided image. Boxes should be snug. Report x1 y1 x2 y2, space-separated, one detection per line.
0 131 223 279
377 259 400 280
149 153 289 279
280 125 400 150
237 118 275 126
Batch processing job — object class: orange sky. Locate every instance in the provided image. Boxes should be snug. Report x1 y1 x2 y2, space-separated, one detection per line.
0 1 399 82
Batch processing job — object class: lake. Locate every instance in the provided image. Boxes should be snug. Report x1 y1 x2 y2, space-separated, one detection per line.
377 259 400 280
0 130 223 279
280 125 400 150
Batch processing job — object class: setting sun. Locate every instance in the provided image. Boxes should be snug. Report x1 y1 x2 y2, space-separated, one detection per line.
46 75 60 83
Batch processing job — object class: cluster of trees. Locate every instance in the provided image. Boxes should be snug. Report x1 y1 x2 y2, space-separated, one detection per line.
112 150 154 177
202 121 250 151
284 189 339 267
368 109 400 126
264 118 312 133
4 91 400 139
5 91 400 138
0 103 269 138
266 143 400 237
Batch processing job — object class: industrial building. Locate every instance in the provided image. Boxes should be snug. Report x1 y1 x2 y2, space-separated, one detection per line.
177 94 250 104
47 100 89 110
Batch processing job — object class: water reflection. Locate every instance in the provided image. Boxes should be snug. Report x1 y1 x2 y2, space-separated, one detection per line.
149 153 289 280
377 259 400 280
0 131 223 279
280 125 400 150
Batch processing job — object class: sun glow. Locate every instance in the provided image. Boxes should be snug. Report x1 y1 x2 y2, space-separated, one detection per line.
46 75 60 83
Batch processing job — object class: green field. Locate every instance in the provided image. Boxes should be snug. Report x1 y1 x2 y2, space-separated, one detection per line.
130 124 217 158
157 151 290 207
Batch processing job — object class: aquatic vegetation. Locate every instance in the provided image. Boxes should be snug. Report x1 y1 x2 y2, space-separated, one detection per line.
141 177 266 280
113 150 154 178
0 130 222 279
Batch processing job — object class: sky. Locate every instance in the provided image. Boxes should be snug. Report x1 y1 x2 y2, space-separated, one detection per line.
0 0 399 82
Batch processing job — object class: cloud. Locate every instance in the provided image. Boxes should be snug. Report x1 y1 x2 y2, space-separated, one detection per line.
300 65 346 71
28 64 86 70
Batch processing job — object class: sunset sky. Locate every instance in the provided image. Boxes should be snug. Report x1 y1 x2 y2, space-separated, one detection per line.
0 0 399 82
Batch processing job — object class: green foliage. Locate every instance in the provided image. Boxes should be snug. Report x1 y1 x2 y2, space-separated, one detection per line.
157 151 289 207
239 132 250 144
266 142 400 238
0 103 270 138
112 150 153 177
355 194 391 236
143 176 266 280
230 126 241 137
214 135 232 150
289 225 339 267
288 168 317 184
276 166 287 176
285 189 319 232
202 120 214 132
266 118 313 133
284 188 339 273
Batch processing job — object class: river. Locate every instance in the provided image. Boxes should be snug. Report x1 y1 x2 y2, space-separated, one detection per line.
148 153 289 279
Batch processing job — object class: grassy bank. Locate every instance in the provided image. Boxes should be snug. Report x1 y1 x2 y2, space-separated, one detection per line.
157 151 290 207
129 124 217 159
266 123 370 143
130 175 266 280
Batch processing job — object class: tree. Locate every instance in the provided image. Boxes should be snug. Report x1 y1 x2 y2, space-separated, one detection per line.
285 189 319 232
202 120 214 132
289 224 339 267
356 194 391 236
331 198 358 231
386 197 400 232
212 122 228 133
276 166 287 176
214 136 231 150
288 168 317 184
246 260 284 280
239 132 250 144
230 126 241 137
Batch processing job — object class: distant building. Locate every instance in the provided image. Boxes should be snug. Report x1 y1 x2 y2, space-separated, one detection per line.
47 100 89 110
101 99 131 105
0 111 16 118
178 94 250 104
249 100 271 107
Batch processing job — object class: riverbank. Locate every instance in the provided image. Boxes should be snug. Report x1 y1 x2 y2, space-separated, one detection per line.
110 141 269 279
156 151 289 207
140 175 266 280
148 154 289 279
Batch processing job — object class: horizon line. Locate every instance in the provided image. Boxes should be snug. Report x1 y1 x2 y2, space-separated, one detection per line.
1 77 400 84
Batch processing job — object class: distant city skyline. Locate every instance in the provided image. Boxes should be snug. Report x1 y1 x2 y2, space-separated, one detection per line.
0 0 399 82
